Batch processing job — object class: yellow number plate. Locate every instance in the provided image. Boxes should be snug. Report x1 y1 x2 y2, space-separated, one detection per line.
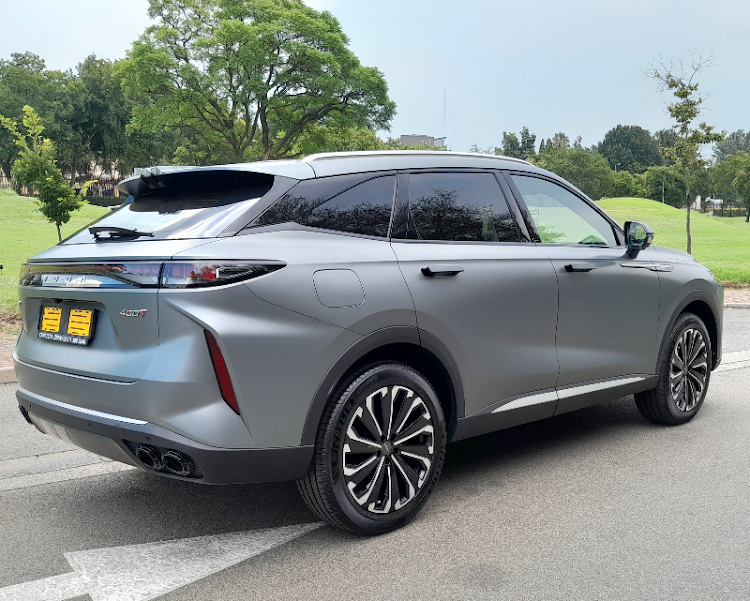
67 309 93 337
41 307 63 332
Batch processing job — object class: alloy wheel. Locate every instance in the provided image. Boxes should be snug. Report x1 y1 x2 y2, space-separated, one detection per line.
341 385 435 515
669 327 708 412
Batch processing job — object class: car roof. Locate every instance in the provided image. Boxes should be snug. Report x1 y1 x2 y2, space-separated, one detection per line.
117 151 550 196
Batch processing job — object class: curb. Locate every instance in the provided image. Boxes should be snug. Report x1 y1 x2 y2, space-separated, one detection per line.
726 303 750 309
0 366 16 384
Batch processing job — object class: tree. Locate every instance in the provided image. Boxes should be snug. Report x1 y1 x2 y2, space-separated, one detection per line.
731 155 750 222
0 106 89 242
711 152 750 221
501 131 522 158
538 139 546 154
598 125 662 173
713 130 750 163
535 148 612 199
0 52 68 185
647 53 723 254
117 0 395 164
550 132 570 150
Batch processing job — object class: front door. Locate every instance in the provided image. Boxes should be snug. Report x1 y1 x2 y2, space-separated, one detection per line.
506 173 660 412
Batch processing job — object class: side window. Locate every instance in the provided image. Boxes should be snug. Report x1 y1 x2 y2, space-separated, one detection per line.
257 175 395 237
510 175 617 246
408 172 519 242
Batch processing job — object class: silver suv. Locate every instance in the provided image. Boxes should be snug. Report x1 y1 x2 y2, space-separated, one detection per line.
14 151 723 534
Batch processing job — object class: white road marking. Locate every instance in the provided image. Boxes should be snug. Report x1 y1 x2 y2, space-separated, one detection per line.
715 350 750 373
0 523 322 601
0 462 136 492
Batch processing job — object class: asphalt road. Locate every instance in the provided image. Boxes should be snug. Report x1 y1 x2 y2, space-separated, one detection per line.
1 308 749 601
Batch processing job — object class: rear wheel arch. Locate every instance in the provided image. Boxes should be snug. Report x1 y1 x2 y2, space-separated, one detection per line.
301 328 463 445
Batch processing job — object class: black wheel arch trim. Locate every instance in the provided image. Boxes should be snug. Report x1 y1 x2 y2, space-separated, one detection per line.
656 290 722 373
300 326 465 446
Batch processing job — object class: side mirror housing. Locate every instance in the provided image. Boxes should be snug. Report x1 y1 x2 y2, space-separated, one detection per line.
624 221 655 258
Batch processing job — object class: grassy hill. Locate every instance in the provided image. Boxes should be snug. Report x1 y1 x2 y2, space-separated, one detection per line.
598 197 750 284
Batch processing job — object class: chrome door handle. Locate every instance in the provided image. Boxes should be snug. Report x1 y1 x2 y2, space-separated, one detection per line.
421 265 464 277
564 262 596 272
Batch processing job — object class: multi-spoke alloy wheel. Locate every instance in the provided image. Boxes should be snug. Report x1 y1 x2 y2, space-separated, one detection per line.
342 385 435 514
635 313 712 425
669 327 708 412
297 362 446 535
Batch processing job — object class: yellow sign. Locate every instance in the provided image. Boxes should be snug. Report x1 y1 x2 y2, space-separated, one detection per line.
41 307 62 333
67 309 93 337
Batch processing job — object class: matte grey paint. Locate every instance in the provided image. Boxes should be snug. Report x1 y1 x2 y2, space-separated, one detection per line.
14 151 723 485
312 269 365 308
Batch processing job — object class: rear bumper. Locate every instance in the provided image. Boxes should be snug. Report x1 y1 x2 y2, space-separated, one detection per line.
16 388 313 485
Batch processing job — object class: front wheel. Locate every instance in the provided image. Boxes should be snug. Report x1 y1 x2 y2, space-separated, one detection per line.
297 362 446 535
635 312 712 425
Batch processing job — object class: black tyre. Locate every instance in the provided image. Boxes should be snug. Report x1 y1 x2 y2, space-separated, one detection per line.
297 362 446 535
635 312 712 425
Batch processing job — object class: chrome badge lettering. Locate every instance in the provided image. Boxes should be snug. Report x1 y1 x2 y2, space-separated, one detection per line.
119 309 148 317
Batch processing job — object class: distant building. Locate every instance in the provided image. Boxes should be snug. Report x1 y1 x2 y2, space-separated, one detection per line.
400 134 445 148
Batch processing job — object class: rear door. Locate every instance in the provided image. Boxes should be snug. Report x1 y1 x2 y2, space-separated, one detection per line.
390 170 560 421
506 173 659 412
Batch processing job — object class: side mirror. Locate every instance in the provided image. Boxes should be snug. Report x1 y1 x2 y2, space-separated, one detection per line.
624 221 654 258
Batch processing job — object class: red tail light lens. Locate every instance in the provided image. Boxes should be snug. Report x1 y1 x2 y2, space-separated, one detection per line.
205 330 240 414
161 261 285 288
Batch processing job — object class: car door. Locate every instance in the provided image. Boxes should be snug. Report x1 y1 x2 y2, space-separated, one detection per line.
390 170 560 427
505 173 660 414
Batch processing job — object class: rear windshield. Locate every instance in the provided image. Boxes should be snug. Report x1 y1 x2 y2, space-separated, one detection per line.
64 171 273 244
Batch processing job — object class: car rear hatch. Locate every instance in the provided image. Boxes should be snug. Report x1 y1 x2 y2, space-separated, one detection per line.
15 168 296 382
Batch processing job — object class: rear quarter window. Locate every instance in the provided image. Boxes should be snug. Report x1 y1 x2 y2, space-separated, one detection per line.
256 174 396 238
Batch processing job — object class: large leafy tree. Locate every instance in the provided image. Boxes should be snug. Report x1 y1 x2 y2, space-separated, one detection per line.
500 126 536 160
647 54 723 254
713 130 750 163
535 148 612 199
710 152 750 221
598 125 662 173
0 52 68 183
117 0 396 163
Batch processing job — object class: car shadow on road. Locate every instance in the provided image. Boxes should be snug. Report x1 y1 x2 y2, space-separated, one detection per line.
48 394 661 545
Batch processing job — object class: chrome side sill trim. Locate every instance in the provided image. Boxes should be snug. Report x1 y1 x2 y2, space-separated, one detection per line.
556 376 646 399
490 376 649 414
491 390 558 414
19 388 149 425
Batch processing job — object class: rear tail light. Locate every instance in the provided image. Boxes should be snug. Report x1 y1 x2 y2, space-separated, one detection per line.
205 330 240 414
20 263 162 288
20 261 284 289
161 261 284 288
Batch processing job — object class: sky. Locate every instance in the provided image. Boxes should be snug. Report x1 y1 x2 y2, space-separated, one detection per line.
1 0 748 154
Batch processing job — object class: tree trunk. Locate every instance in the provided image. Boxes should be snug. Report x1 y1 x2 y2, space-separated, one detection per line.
683 166 692 255
56 223 62 244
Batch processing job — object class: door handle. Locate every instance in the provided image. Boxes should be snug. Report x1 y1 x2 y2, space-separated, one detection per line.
421 265 464 277
564 262 596 272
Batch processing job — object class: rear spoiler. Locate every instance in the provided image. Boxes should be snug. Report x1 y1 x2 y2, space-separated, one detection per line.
117 161 316 197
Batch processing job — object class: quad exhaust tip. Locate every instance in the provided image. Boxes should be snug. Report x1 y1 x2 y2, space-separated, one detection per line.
128 442 201 478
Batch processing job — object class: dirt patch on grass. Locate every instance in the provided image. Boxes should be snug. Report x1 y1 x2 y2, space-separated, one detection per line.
0 312 21 340
721 281 750 290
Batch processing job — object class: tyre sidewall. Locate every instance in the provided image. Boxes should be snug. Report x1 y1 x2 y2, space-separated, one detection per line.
659 313 712 422
323 363 446 535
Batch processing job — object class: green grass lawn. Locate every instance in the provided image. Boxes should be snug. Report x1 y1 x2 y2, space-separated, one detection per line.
599 197 750 284
0 190 109 322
